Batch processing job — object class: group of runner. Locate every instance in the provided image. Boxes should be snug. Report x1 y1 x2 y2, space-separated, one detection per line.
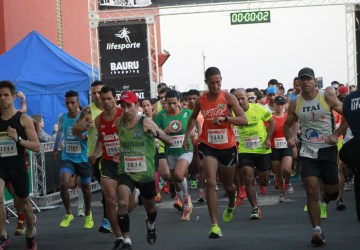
0 65 359 249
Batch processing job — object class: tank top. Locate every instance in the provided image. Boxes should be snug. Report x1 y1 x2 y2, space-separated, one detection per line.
61 113 88 163
155 108 193 156
0 111 27 161
88 103 103 157
198 91 236 149
295 90 334 151
271 113 288 149
99 108 122 161
118 116 155 182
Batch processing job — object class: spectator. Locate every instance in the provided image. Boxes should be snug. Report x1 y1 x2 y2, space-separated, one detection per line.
31 114 58 142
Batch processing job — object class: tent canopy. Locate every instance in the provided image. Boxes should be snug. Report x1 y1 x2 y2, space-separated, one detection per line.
0 31 98 134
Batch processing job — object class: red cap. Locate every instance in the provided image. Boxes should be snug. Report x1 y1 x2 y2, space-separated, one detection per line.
120 91 138 104
338 86 349 94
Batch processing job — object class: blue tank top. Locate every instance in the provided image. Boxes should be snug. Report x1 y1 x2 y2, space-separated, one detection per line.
61 113 88 163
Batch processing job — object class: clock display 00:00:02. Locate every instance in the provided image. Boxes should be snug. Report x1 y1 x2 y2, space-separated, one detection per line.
230 10 271 25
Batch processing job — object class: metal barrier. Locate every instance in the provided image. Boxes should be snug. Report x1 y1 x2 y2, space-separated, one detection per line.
32 142 101 207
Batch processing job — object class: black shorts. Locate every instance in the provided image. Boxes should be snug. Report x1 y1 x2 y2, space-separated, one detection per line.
300 146 339 185
118 174 156 200
60 160 93 184
271 148 293 161
340 138 360 170
92 157 102 182
198 142 237 167
238 153 269 172
100 159 118 180
154 150 166 171
0 158 29 198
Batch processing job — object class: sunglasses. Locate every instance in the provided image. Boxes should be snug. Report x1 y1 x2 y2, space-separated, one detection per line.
248 96 256 100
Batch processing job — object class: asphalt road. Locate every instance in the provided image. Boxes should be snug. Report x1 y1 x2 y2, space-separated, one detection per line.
4 180 360 250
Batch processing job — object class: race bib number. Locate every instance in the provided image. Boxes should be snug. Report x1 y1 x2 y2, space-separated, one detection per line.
274 137 287 149
170 135 184 148
0 132 18 157
125 156 147 173
299 145 319 159
104 141 120 156
208 129 228 144
66 141 81 154
244 137 260 149
233 127 240 142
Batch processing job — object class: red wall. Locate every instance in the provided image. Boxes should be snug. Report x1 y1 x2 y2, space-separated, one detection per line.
1 0 91 64
0 0 6 55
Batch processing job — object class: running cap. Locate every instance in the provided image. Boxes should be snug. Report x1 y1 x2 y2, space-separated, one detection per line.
298 67 315 78
266 86 277 95
120 91 138 104
274 96 286 104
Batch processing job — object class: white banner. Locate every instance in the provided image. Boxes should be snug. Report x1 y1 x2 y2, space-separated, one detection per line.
99 0 152 7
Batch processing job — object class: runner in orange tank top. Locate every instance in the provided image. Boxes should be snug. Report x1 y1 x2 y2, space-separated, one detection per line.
183 67 248 239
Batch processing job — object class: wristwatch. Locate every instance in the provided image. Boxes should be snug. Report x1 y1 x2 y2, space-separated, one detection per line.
155 131 161 139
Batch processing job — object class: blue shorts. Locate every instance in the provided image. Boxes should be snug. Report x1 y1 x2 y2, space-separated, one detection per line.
60 160 93 184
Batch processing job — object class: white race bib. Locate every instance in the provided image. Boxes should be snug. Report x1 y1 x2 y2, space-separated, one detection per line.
0 133 18 157
125 156 147 172
233 127 240 142
104 141 120 156
170 135 184 148
299 145 319 159
66 141 81 154
208 129 228 144
274 137 288 149
244 137 260 149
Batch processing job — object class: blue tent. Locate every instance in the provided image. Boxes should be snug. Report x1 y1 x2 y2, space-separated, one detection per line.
0 31 98 134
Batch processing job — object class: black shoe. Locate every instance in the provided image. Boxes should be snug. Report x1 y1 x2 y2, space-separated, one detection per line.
25 235 36 250
0 235 10 249
145 218 157 245
336 198 346 211
112 239 124 250
121 242 132 250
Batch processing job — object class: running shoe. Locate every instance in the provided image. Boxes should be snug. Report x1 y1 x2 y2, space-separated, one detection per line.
84 212 94 229
311 229 325 246
279 193 287 203
197 192 206 203
320 203 327 219
0 235 9 249
25 234 36 250
154 191 162 203
145 218 157 245
99 218 112 233
304 204 308 212
122 242 132 250
250 207 262 220
259 186 267 195
344 182 351 191
236 194 242 206
336 198 346 211
190 180 197 189
14 220 25 235
239 186 247 199
286 183 295 195
173 199 183 212
59 214 74 228
208 224 222 239
112 238 124 250
222 204 235 222
163 181 169 193
181 196 193 221
77 207 85 217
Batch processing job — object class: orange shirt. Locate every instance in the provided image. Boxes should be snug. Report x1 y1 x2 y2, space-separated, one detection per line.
198 91 236 149
271 113 287 148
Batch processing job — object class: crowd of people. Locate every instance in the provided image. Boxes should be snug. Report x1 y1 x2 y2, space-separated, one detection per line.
0 65 359 249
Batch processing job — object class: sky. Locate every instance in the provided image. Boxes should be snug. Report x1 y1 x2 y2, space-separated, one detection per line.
160 4 348 92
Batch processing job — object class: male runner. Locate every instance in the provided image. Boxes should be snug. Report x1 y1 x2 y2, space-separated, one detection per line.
54 91 94 230
116 91 172 249
284 67 344 245
0 80 40 249
183 67 247 238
